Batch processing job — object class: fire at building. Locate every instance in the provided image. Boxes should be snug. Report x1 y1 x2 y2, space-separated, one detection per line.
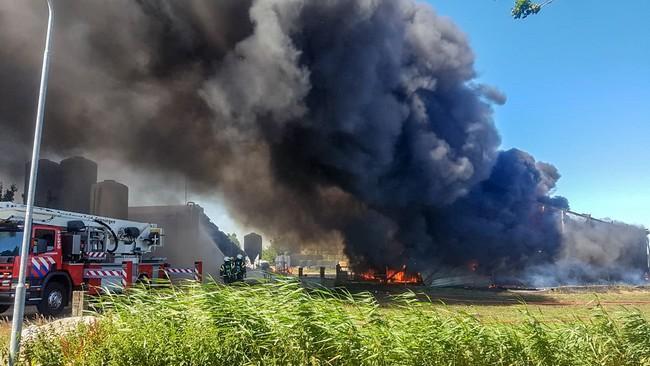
0 1 648 288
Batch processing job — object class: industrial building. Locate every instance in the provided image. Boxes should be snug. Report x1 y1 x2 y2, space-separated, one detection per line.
21 156 242 278
129 203 243 279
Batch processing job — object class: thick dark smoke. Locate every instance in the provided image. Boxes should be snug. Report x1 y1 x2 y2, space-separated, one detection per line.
424 149 565 270
0 0 646 284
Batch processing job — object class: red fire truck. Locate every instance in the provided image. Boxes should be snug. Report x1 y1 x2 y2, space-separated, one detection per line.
0 202 202 315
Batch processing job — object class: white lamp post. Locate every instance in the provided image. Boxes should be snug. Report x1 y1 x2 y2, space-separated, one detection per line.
8 1 54 364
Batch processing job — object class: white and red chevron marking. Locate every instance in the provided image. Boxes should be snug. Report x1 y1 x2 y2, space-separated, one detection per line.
84 270 125 278
165 267 200 281
86 252 106 259
84 268 128 287
0 272 12 279
165 268 195 274
31 256 55 270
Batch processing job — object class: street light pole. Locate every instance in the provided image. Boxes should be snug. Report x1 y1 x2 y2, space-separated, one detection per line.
8 0 54 364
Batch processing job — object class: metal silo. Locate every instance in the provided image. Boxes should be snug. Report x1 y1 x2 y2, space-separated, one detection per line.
244 232 263 262
23 159 62 209
59 156 97 214
90 180 129 219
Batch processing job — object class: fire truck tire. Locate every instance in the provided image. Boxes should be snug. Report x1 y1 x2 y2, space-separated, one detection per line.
37 282 68 316
0 305 10 314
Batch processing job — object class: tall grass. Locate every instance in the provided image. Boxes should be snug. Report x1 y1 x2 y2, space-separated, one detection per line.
16 279 650 365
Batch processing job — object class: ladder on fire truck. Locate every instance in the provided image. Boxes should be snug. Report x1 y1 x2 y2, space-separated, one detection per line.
0 202 163 256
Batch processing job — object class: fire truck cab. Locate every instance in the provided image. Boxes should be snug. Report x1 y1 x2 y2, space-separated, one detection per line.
0 202 201 315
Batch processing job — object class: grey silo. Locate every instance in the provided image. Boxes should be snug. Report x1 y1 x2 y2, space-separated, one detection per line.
91 180 129 219
244 232 263 261
23 159 62 209
59 156 97 214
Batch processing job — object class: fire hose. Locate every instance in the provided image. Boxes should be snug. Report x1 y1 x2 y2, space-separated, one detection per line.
94 219 119 254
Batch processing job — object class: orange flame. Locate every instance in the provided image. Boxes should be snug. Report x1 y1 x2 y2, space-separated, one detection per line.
386 268 421 284
359 269 376 281
358 266 422 284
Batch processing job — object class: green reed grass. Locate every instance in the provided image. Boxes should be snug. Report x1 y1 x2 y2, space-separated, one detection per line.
14 279 650 365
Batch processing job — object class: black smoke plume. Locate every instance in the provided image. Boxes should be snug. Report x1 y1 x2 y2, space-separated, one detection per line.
0 0 646 283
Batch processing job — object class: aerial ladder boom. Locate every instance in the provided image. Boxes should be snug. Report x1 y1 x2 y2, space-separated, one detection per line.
0 202 163 255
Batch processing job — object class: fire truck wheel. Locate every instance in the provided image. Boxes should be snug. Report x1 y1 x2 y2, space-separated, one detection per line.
0 305 10 314
37 282 68 316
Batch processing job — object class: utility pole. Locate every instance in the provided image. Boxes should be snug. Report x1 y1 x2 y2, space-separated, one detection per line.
9 1 54 364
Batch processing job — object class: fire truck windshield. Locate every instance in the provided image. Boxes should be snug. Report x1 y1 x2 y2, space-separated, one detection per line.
0 231 22 256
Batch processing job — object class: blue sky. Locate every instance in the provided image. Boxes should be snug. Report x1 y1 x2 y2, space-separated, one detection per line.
430 0 650 228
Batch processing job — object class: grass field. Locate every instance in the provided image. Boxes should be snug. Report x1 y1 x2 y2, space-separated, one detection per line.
368 285 650 323
4 280 650 365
